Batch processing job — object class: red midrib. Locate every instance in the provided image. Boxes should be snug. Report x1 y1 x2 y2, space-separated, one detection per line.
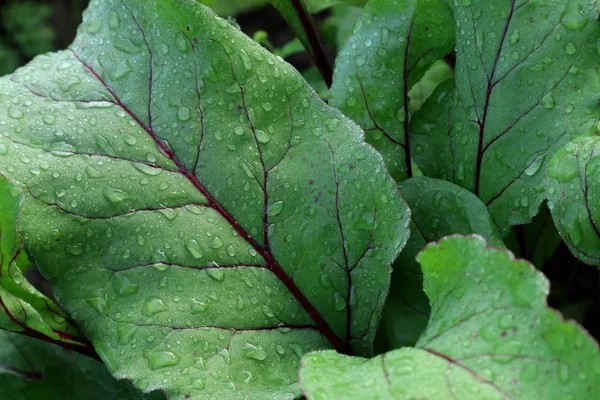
71 51 352 355
474 1 517 196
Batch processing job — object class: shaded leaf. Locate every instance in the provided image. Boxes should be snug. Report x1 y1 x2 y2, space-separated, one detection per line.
330 0 455 182
269 0 334 85
0 174 90 352
301 236 600 400
504 202 562 269
0 0 410 398
546 136 600 266
377 177 502 349
410 0 599 234
0 330 164 400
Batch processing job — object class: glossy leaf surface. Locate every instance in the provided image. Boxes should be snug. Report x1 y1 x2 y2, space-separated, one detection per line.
410 0 599 234
378 177 502 349
330 0 455 182
0 0 410 398
546 136 600 266
301 236 600 399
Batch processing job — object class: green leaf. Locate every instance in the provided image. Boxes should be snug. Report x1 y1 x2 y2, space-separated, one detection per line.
0 0 410 398
410 0 599 234
331 4 364 49
0 174 90 351
0 330 164 400
546 136 600 266
377 177 502 349
301 236 600 400
330 0 455 182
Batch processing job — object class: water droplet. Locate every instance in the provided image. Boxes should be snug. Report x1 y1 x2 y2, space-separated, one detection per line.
66 243 84 256
226 245 237 257
267 201 284 217
261 102 272 111
131 162 162 176
242 343 267 361
235 296 245 310
102 187 129 204
334 292 346 311
112 274 139 296
177 106 191 122
205 266 225 282
186 239 203 259
541 93 555 110
564 42 577 55
142 297 169 316
209 236 223 249
147 351 180 370
256 129 271 144
524 155 546 176
191 298 209 313
509 29 520 44
8 107 24 119
43 115 56 125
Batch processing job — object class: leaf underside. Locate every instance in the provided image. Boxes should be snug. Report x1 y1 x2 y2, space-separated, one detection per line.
301 236 600 400
0 0 409 398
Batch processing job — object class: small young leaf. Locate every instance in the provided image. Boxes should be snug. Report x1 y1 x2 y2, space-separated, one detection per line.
410 0 599 234
0 330 164 400
330 0 455 182
378 177 502 349
0 0 410 398
546 136 600 266
301 236 600 399
0 174 89 352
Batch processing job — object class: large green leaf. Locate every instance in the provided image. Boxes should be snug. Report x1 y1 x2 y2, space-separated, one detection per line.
330 0 455 182
410 0 599 234
377 177 502 350
0 174 91 353
301 236 600 399
546 136 600 266
0 330 164 400
0 0 410 398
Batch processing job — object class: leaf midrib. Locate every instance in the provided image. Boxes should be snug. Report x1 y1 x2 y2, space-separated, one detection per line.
69 46 352 355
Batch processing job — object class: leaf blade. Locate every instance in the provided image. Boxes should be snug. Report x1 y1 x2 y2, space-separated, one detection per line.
0 0 410 397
